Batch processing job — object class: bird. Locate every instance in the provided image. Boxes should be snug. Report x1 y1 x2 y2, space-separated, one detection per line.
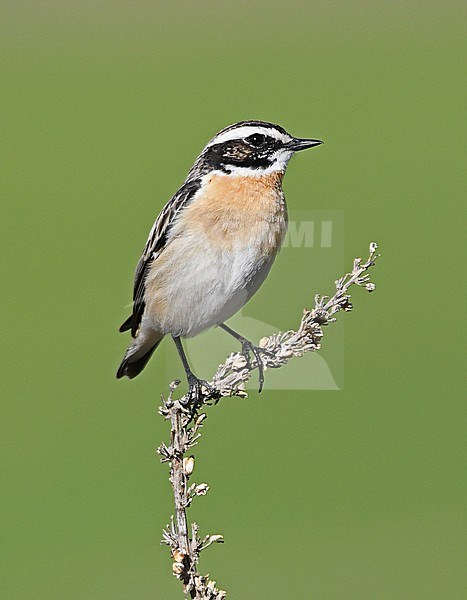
117 120 323 402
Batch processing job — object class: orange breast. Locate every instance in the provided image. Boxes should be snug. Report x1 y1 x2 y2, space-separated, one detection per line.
175 172 288 253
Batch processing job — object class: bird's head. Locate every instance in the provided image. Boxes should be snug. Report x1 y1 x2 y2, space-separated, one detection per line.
195 120 323 177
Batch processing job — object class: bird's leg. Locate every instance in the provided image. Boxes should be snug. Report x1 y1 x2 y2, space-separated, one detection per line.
172 336 215 407
218 323 273 393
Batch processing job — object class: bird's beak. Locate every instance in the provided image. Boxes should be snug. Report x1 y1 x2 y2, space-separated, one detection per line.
288 138 324 151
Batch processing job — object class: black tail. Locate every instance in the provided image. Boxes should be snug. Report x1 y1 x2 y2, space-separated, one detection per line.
119 315 133 333
116 338 162 379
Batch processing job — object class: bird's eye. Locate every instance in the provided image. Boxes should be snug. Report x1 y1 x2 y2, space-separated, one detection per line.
247 133 266 147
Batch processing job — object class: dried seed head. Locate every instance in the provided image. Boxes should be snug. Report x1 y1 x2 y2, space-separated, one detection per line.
172 562 184 575
172 549 185 563
365 282 376 292
231 354 248 369
183 456 195 475
195 413 207 426
195 483 209 496
369 241 378 253
339 297 353 312
169 380 181 392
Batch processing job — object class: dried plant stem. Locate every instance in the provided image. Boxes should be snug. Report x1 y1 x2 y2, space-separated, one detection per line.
171 410 189 554
157 243 381 598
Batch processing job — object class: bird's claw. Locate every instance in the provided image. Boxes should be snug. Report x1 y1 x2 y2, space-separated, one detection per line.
241 341 274 393
181 375 217 408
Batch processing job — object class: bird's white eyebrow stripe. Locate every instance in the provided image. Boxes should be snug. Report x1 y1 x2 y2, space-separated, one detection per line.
205 126 291 148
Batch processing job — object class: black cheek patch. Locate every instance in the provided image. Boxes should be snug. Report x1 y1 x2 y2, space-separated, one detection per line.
205 141 274 171
226 155 273 170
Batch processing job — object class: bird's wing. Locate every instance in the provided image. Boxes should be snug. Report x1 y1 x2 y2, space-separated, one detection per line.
120 177 202 337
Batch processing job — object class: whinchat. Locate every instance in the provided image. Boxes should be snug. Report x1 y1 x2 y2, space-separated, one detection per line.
117 120 323 400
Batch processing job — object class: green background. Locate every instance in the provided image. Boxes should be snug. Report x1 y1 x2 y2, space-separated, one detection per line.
2 2 465 598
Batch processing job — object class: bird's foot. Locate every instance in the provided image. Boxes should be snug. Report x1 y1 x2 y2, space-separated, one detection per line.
240 341 274 393
181 374 217 408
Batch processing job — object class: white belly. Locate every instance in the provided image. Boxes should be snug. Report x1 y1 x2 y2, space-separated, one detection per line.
143 225 281 337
